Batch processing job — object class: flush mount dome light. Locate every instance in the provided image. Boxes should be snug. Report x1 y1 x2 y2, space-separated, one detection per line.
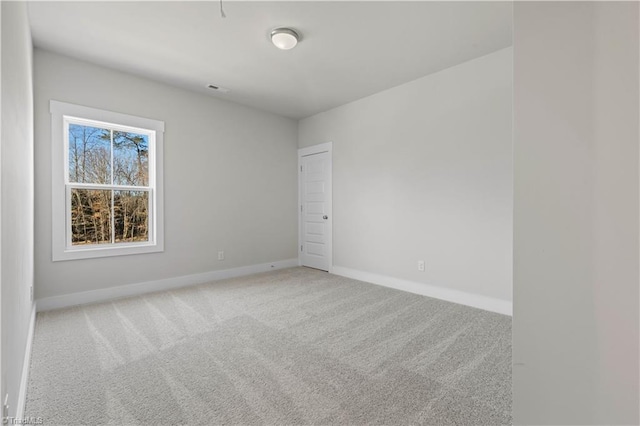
271 28 299 50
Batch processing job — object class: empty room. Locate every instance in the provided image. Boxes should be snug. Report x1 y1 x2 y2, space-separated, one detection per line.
1 1 639 425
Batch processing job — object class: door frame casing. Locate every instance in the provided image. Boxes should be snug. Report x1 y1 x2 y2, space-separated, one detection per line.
298 142 333 273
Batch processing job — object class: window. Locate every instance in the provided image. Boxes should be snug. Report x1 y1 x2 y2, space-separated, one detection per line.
51 101 164 261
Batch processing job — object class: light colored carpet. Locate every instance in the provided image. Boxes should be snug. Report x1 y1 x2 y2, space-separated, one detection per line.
25 267 511 425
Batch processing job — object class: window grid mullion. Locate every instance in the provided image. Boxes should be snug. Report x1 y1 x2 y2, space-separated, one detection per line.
110 129 115 244
67 183 151 191
111 189 115 244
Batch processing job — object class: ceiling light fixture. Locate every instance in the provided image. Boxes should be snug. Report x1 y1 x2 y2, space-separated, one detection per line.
271 28 300 50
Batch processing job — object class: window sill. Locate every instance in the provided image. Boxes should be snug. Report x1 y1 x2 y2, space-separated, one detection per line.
53 242 163 262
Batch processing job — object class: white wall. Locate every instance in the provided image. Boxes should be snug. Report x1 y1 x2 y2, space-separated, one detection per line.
34 49 298 300
1 1 35 417
513 2 639 424
299 48 513 305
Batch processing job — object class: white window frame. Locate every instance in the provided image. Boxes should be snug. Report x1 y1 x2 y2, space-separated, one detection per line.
50 100 164 261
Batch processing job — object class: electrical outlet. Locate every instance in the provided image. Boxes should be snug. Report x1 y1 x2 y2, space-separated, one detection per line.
418 261 425 272
217 251 224 261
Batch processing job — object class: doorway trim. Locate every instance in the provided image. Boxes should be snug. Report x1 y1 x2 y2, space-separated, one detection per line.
298 142 333 273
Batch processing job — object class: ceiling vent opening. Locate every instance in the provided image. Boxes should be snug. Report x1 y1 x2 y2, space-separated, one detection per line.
207 84 230 93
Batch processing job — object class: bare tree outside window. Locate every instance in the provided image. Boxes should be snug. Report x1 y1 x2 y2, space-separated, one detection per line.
68 123 150 245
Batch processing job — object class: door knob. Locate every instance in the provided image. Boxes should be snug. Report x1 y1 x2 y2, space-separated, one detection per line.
323 215 328 220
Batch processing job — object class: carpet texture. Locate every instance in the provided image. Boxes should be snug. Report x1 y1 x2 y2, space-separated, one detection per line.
25 267 512 425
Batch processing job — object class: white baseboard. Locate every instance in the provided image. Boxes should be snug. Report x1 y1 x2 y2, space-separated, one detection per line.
36 259 299 312
16 303 36 419
331 266 512 316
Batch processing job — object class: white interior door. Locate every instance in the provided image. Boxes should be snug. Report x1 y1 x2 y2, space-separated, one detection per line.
299 148 332 271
